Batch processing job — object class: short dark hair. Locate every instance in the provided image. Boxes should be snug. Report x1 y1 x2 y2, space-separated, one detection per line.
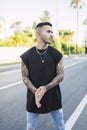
36 22 52 29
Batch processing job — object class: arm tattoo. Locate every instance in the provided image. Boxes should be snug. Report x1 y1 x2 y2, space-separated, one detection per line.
45 59 64 91
21 60 36 94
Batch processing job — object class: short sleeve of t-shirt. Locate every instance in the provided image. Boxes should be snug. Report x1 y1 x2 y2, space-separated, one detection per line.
52 47 63 65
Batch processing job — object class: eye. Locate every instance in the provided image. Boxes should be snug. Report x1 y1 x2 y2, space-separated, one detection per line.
47 30 51 33
47 30 53 33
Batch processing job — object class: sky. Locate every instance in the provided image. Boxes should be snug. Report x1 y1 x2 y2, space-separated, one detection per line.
0 0 87 45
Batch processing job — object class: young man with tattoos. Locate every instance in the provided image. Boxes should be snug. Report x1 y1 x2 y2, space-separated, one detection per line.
20 22 65 130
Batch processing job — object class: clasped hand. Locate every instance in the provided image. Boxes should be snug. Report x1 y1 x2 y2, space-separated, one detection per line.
35 86 47 108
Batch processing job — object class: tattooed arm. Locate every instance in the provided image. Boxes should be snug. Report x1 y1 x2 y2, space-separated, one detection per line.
21 60 37 94
45 58 64 91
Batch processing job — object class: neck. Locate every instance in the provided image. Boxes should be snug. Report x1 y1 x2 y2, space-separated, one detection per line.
36 40 48 50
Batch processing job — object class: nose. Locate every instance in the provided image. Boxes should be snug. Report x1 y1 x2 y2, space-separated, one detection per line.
50 32 53 37
50 33 53 38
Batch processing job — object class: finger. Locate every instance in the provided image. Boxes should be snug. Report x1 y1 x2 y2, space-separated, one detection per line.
36 101 41 108
35 97 41 108
35 93 41 108
35 90 44 103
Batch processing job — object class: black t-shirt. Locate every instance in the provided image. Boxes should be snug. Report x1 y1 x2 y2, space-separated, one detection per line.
20 46 63 113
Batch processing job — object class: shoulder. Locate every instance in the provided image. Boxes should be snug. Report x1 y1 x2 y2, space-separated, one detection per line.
20 47 35 68
49 46 63 64
49 46 63 56
24 46 35 55
20 47 35 63
20 47 35 58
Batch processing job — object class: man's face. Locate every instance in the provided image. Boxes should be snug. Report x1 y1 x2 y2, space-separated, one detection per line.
39 25 53 44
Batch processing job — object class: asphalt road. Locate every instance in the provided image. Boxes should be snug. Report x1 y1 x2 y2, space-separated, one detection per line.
0 56 87 130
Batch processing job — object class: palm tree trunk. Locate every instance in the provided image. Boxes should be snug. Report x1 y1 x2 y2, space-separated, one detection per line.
56 0 59 37
76 3 79 54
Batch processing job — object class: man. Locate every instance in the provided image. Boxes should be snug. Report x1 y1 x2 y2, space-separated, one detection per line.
20 22 65 130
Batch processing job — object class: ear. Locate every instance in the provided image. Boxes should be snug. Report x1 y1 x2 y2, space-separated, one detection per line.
36 30 40 37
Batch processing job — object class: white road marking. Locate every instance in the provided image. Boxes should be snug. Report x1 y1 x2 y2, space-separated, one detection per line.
65 94 87 130
0 81 22 91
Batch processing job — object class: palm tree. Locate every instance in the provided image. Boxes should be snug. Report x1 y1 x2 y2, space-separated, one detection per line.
0 17 6 40
83 19 87 25
56 0 59 37
32 21 37 30
0 23 3 35
10 21 22 34
83 18 87 53
39 10 50 22
70 0 83 54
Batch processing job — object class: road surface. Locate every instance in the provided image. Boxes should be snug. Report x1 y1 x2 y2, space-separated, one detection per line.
0 55 87 130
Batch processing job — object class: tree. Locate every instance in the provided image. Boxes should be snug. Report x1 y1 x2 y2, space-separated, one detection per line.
32 21 37 30
39 10 50 22
83 18 87 53
0 23 3 38
70 0 83 54
59 29 74 55
10 21 22 34
83 19 87 25
0 17 6 40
